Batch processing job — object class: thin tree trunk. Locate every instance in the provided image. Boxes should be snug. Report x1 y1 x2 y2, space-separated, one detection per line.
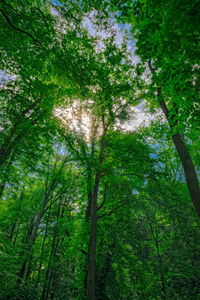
16 260 27 288
15 219 35 287
29 178 56 248
17 179 56 288
149 221 167 300
37 204 52 281
22 218 35 244
41 226 57 300
41 200 61 300
10 221 17 242
41 252 52 300
24 255 33 283
13 223 20 245
86 169 93 222
10 190 24 241
0 182 6 199
0 157 13 199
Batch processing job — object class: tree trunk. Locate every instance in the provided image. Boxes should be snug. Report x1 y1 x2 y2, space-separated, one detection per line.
10 190 24 241
149 221 167 300
86 173 100 300
37 204 52 281
0 157 13 199
86 169 93 222
159 100 200 217
41 225 58 300
86 121 105 300
148 61 200 217
10 221 17 241
0 181 6 199
96 243 115 300
29 178 56 248
17 179 56 288
13 223 20 245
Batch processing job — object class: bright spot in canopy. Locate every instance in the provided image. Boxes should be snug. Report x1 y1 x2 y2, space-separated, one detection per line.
54 99 159 142
54 99 103 142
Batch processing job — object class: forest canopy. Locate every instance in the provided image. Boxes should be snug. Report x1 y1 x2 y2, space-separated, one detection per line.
0 0 200 299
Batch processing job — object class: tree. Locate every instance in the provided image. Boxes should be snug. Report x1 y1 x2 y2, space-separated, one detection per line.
104 0 200 217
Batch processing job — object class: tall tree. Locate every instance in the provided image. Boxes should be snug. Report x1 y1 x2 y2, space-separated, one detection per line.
105 0 200 216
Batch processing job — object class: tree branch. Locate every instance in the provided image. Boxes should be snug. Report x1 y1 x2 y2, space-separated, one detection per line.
148 60 157 72
1 0 17 12
62 134 82 162
98 202 128 219
21 92 43 116
0 8 44 48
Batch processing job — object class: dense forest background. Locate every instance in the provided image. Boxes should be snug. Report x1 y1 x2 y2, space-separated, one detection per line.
0 0 200 299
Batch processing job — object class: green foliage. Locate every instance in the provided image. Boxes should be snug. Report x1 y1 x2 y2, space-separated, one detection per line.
0 1 200 299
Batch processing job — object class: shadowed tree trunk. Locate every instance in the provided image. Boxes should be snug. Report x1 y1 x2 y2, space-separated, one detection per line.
86 117 106 300
149 220 167 300
16 178 57 288
10 190 24 241
159 99 200 217
37 203 52 282
86 173 100 300
96 242 115 300
86 169 93 222
41 203 61 300
148 61 200 217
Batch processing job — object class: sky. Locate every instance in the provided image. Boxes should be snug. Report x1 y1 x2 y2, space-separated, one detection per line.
81 12 161 132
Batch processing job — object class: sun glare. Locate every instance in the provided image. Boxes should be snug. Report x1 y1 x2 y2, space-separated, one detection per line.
54 99 103 142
